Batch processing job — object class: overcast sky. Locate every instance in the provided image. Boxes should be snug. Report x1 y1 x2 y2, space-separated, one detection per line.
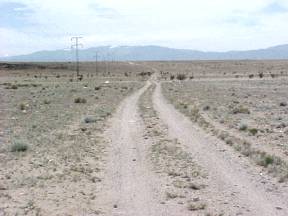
1 0 288 56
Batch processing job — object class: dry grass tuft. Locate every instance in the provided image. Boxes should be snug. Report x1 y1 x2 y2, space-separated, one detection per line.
74 97 87 104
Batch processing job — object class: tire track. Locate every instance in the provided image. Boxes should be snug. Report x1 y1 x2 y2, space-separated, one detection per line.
152 81 288 216
97 81 168 216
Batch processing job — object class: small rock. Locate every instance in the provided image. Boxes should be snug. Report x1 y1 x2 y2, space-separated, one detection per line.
188 183 202 190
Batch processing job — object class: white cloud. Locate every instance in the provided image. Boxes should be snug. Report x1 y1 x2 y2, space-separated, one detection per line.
0 0 288 56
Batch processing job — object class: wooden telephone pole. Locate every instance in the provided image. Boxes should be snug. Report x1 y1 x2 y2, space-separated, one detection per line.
71 37 83 77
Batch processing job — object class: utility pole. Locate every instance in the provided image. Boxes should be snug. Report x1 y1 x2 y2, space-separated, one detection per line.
71 36 83 77
106 53 111 74
94 52 98 75
105 55 108 74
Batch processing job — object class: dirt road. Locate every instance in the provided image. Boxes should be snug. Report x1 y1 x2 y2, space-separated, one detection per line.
96 72 288 215
97 81 169 216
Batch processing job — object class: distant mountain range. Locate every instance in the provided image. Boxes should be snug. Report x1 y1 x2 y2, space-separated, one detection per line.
2 44 288 62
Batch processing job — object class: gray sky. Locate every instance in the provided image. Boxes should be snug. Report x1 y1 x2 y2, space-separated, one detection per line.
1 0 288 57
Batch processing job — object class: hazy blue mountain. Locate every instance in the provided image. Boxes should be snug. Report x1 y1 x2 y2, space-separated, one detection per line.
2 44 288 62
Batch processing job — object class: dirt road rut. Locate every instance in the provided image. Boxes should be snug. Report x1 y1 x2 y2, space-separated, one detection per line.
97 82 168 216
96 77 288 216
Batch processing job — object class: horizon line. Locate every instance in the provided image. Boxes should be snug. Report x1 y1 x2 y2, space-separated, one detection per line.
2 43 288 58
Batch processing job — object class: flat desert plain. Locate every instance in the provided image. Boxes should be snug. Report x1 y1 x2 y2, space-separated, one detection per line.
1 60 288 216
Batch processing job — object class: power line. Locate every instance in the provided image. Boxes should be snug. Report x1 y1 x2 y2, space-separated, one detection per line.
71 37 83 77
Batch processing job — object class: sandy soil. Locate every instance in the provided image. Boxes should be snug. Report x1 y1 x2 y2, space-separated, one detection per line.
95 78 212 215
162 79 288 160
2 61 288 215
0 63 145 215
153 82 288 215
95 81 163 215
92 70 288 215
95 80 188 215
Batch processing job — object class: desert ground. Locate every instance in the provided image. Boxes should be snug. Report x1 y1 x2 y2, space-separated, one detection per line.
1 60 288 215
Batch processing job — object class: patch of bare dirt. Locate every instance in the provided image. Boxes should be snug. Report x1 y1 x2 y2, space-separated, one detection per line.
153 81 288 216
162 79 288 182
0 65 143 215
94 82 169 216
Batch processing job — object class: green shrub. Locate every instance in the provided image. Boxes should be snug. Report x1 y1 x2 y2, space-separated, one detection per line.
43 99 51 104
264 155 274 166
239 123 248 131
84 116 97 123
19 103 26 111
249 128 258 136
11 141 28 152
256 154 274 167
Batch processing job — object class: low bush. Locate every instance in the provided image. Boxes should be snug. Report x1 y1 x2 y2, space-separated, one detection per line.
232 106 250 114
19 103 26 111
74 97 87 104
187 202 206 211
259 72 264 78
256 153 275 167
11 84 18 89
11 141 28 152
84 116 97 123
176 74 186 80
239 123 248 131
203 105 210 111
248 128 258 136
43 99 51 105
